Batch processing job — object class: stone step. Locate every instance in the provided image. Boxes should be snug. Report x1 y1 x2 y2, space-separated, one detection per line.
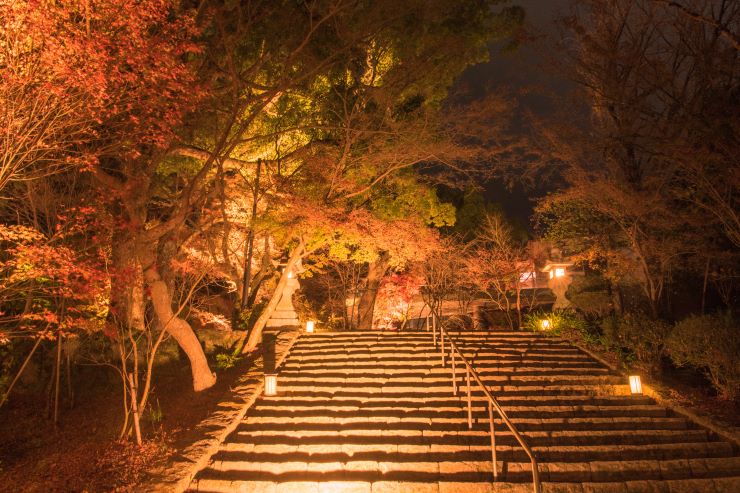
289 353 589 365
226 429 710 448
210 440 734 464
282 356 603 373
276 385 624 398
200 455 740 483
251 402 666 417
277 371 615 384
189 477 740 493
238 416 694 433
278 374 624 387
247 403 670 420
260 394 654 407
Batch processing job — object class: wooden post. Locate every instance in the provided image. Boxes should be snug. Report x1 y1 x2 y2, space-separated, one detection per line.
128 373 142 446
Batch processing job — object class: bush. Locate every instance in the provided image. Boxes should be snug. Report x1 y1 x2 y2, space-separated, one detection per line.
523 309 588 337
667 312 740 400
602 312 671 371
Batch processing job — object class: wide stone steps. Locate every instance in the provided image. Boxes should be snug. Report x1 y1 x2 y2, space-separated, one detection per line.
189 331 740 492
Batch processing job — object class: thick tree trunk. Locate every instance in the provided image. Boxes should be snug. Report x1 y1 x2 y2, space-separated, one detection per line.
110 238 145 331
142 259 216 392
242 241 304 353
357 254 390 330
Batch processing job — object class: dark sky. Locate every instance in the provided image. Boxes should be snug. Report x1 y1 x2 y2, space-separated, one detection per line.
455 0 573 227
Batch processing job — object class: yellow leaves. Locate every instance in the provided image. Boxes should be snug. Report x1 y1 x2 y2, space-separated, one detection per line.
0 225 44 244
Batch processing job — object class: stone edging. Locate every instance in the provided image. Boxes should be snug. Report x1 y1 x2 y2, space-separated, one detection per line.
143 328 302 493
571 340 740 449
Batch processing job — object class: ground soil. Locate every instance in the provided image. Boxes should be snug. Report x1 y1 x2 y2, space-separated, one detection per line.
0 352 258 493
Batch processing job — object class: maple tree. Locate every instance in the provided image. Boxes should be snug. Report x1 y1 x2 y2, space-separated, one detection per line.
532 0 739 317
0 0 528 450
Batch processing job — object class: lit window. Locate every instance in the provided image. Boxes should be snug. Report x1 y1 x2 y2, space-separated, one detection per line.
555 268 565 278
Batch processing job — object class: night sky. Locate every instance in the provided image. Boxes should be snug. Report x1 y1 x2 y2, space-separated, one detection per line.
456 0 573 227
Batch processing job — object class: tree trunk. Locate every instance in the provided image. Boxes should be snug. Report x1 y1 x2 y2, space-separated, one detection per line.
110 238 145 331
241 240 304 353
357 254 390 330
142 260 216 392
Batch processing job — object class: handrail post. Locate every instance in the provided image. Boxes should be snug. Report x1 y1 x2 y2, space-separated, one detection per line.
466 367 472 429
432 312 437 347
488 401 498 481
440 327 445 367
451 349 457 395
425 314 430 332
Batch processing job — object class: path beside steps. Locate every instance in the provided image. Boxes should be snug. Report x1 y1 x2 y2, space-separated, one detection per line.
189 331 740 492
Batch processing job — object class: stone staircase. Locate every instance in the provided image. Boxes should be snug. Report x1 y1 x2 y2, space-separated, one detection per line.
189 331 740 492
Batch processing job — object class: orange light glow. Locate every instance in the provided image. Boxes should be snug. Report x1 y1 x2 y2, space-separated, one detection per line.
264 374 277 395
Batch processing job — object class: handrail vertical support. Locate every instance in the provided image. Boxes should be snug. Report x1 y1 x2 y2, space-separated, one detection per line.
489 401 498 481
432 312 437 347
466 367 472 429
451 350 457 395
440 327 445 367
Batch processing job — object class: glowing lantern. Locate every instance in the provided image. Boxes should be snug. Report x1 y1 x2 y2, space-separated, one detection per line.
555 267 565 278
306 320 315 333
540 319 551 330
287 271 293 279
264 374 277 396
629 375 642 395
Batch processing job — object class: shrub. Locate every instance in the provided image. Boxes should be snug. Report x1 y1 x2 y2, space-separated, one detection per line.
667 312 740 400
523 309 588 337
617 312 670 370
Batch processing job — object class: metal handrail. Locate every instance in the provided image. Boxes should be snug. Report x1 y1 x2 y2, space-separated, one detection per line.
425 311 542 493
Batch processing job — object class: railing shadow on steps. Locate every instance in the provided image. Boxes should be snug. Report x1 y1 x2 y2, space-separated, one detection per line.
424 310 542 493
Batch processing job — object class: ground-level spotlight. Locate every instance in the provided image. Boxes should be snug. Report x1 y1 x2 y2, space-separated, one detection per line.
264 373 277 396
540 319 551 330
629 375 642 395
306 320 315 333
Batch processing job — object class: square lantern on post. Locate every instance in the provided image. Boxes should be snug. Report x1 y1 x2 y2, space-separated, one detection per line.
629 375 643 395
542 260 574 310
306 320 315 333
264 374 277 396
263 331 277 396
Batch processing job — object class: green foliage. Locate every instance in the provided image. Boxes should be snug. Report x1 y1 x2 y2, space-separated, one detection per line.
667 312 739 400
147 398 164 425
599 313 671 370
235 303 265 332
214 343 243 371
522 309 587 337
